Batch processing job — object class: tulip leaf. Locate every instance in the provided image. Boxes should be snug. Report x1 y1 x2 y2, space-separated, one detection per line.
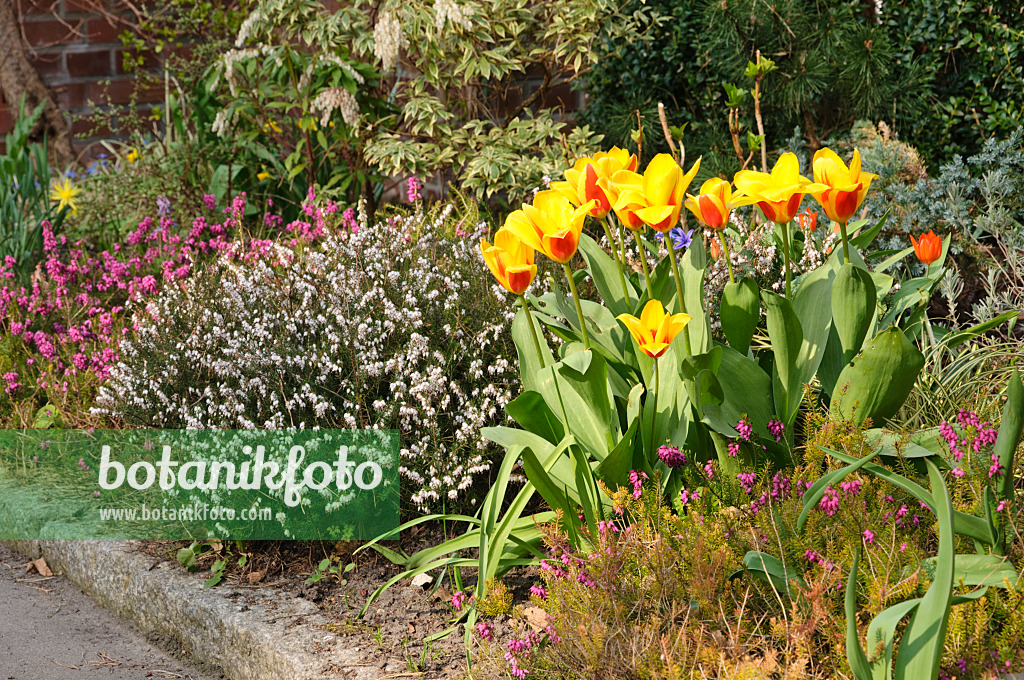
512 306 553 393
535 350 617 461
832 326 924 425
894 458 955 680
578 233 636 317
762 291 803 426
679 234 711 354
995 369 1024 501
832 263 876 365
916 554 1019 588
849 210 888 250
791 261 835 389
720 277 759 355
685 344 773 444
742 550 805 598
642 339 693 458
504 391 565 445
941 310 1019 350
596 412 641 488
844 549 873 680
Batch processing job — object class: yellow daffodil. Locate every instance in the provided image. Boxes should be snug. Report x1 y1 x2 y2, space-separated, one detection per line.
617 299 691 359
733 153 827 224
632 154 701 232
126 148 139 163
810 148 877 224
551 147 638 220
49 177 81 215
480 228 537 295
685 178 741 230
507 191 595 264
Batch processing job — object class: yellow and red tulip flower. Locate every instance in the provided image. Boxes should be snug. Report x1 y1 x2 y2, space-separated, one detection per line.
505 191 596 264
605 169 648 230
631 154 701 232
810 148 877 224
910 230 943 265
480 228 537 296
551 147 638 220
616 299 691 359
684 178 739 230
733 153 827 224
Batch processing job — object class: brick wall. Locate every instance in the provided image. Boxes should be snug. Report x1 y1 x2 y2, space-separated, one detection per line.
2 0 162 158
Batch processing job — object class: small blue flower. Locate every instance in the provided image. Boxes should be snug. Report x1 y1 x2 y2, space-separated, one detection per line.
655 226 694 251
65 169 78 179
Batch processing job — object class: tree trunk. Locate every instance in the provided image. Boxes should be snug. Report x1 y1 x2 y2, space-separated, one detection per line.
0 0 74 167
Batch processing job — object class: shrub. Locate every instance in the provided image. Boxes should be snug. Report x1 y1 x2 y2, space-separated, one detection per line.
93 197 528 513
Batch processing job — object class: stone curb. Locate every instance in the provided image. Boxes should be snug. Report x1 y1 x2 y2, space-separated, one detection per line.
2 540 376 680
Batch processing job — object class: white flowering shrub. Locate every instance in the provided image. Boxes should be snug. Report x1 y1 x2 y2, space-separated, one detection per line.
94 201 528 512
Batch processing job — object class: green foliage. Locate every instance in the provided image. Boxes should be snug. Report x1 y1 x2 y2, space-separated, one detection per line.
305 556 354 585
0 99 68 282
583 0 1023 173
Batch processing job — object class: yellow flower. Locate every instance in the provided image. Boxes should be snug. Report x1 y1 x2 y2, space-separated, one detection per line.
633 153 701 232
262 120 282 134
810 148 877 224
506 191 595 264
480 228 537 295
617 299 691 359
685 178 741 230
49 177 81 215
550 147 638 220
733 153 827 224
126 148 139 163
257 169 270 181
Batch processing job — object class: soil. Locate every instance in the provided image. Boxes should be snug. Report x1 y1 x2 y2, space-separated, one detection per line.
141 523 535 679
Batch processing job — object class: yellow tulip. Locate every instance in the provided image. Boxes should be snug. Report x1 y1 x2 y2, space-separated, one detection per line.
506 191 595 264
632 154 701 232
606 169 649 231
480 228 537 295
551 147 638 220
733 153 827 224
684 178 741 230
811 148 877 224
617 299 691 359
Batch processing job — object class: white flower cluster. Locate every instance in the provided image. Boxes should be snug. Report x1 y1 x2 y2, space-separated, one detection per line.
219 45 272 97
434 0 473 32
94 205 521 513
312 86 360 128
372 9 406 73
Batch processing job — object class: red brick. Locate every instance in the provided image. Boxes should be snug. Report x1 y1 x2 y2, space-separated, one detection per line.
16 0 60 17
54 82 86 110
66 49 112 77
85 18 124 43
30 51 65 78
22 18 81 47
0 104 12 135
115 49 160 74
86 78 162 106
64 0 105 13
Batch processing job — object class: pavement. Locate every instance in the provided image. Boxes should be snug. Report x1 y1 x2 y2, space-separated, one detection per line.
0 543 220 680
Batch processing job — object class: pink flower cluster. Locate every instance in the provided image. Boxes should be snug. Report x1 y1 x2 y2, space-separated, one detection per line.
1 192 337 406
657 444 687 468
940 409 999 478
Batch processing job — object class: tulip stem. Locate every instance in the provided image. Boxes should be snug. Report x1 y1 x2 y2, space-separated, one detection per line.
632 230 654 301
616 218 630 280
781 221 793 299
839 220 851 264
649 357 660 454
599 217 630 301
666 241 693 356
719 231 735 284
518 295 546 366
563 263 591 350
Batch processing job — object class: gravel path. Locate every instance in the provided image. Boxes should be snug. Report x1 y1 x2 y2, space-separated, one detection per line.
0 543 220 680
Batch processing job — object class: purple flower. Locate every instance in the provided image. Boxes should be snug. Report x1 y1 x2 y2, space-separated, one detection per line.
202 194 217 210
156 195 171 216
475 622 494 642
767 419 785 442
736 472 757 494
818 487 840 516
407 176 423 202
728 441 740 457
451 590 469 610
863 529 875 545
735 419 753 441
530 584 547 599
661 226 693 251
657 445 687 468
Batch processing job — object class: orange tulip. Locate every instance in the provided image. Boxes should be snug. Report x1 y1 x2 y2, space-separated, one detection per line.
733 153 827 224
505 191 595 264
551 147 638 220
617 299 691 359
709 237 722 261
630 154 701 232
910 230 943 265
810 149 877 224
684 178 740 230
480 228 537 295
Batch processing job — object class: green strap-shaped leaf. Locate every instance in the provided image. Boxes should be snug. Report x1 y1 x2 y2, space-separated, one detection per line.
832 326 925 425
798 448 881 530
578 233 637 317
511 305 553 393
832 263 876 365
720 277 759 355
894 458 955 680
742 550 806 598
845 548 873 680
504 391 565 445
762 291 804 426
995 369 1024 501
